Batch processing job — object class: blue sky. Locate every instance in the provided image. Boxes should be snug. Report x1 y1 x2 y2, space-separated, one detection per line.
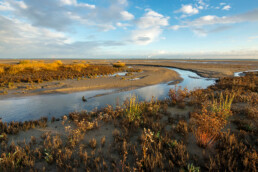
0 0 257 59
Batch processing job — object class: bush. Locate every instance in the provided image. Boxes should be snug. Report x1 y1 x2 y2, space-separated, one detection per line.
113 61 126 67
191 107 226 147
169 86 188 105
0 67 4 74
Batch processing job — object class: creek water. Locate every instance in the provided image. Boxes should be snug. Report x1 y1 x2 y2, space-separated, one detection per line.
0 68 215 122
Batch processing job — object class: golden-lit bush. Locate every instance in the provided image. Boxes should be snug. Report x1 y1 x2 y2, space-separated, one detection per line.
0 67 4 74
54 60 63 65
65 63 89 72
7 60 62 74
113 61 126 67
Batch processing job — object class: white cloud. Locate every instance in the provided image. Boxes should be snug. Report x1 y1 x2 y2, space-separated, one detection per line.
137 9 169 29
117 0 128 5
201 15 217 21
0 1 14 11
116 22 130 28
220 3 226 6
15 1 27 9
131 27 162 45
197 0 209 10
4 0 133 31
198 6 204 10
249 36 258 40
60 0 95 9
120 11 134 20
171 9 258 35
0 16 71 45
130 9 169 45
175 4 199 15
60 0 75 5
0 15 126 58
222 5 231 11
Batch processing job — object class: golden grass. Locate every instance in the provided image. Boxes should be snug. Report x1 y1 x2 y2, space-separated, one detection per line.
113 61 126 67
65 63 89 72
6 60 63 74
0 60 90 75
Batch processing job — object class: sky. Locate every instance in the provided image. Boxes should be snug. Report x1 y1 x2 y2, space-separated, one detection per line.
0 0 257 59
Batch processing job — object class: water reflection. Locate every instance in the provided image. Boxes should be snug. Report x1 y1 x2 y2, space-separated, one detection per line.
234 70 258 77
0 68 215 122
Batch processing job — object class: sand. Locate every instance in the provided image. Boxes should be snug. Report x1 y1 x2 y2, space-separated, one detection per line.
0 66 180 99
0 59 257 99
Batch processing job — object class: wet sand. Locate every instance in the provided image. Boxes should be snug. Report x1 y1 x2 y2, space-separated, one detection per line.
0 59 257 99
0 66 180 99
122 59 258 78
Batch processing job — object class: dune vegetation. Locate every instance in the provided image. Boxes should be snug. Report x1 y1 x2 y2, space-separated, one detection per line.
0 71 257 171
0 60 140 88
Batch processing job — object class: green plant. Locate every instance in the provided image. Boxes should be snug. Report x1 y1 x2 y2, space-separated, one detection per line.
210 92 235 119
124 95 142 122
44 151 53 164
155 131 160 139
187 163 200 172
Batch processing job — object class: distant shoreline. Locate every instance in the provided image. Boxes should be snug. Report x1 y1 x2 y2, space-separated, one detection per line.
0 59 257 99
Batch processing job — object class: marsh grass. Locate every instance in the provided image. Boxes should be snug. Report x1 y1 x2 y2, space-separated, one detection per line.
0 71 257 171
0 60 140 88
124 95 142 122
210 92 235 119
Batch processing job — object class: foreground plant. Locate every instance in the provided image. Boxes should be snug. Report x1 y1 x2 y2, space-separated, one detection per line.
187 163 200 172
210 92 235 119
169 86 188 105
191 107 226 148
124 95 142 122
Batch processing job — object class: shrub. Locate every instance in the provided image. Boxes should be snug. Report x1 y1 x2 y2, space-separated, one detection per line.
18 60 31 64
113 61 126 67
191 107 226 147
169 86 188 105
54 60 63 65
208 131 257 171
0 67 4 74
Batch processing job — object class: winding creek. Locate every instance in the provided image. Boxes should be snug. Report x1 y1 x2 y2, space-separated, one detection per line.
0 68 216 122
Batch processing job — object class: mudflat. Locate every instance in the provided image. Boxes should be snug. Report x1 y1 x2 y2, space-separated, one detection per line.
0 65 180 99
0 59 257 99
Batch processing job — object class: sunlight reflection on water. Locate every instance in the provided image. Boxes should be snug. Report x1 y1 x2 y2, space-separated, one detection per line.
0 68 215 122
